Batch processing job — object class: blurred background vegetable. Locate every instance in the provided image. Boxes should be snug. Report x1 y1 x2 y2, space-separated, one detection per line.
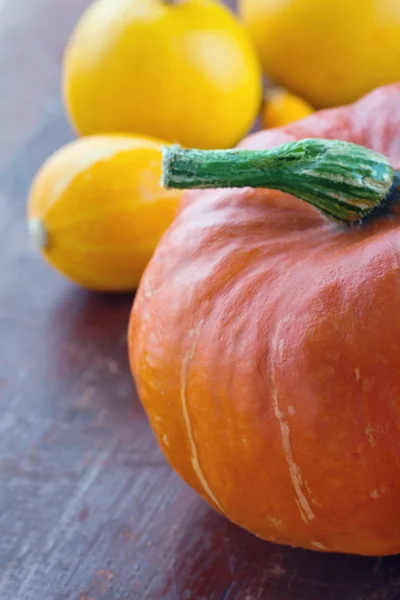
262 87 314 128
28 135 182 291
239 0 400 108
63 0 262 149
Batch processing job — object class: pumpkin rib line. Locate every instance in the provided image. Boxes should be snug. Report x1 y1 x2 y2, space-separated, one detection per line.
270 328 316 524
180 320 225 514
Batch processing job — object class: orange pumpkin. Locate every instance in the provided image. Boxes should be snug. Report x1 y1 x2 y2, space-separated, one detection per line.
129 83 400 556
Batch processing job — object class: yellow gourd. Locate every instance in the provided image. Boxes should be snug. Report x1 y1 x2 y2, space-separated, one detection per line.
239 0 400 108
262 88 314 129
27 134 182 291
63 0 262 149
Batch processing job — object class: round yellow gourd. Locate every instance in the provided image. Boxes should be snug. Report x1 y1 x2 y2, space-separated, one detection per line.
63 0 262 149
239 0 400 108
27 134 182 291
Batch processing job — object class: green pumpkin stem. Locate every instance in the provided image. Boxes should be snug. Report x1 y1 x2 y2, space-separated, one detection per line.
161 138 395 224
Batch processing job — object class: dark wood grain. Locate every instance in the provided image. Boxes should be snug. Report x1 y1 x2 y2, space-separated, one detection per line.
1 1 400 599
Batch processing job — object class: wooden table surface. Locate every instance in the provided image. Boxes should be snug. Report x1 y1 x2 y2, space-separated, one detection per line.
1 1 400 599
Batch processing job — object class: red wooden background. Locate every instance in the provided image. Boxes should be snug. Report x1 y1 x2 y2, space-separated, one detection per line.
1 1 400 598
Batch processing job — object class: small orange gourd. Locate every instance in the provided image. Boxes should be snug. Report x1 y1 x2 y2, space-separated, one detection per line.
262 88 314 129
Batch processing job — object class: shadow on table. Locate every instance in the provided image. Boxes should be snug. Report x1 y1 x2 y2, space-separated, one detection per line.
162 499 400 600
41 285 141 420
50 285 134 370
51 285 135 344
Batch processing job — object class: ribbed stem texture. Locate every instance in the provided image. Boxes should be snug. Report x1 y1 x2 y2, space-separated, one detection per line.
162 138 394 223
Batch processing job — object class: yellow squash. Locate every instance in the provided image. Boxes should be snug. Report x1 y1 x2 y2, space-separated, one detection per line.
239 0 400 108
63 0 262 149
27 134 182 291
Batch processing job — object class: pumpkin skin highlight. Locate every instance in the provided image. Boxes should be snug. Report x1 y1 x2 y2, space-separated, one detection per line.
129 83 400 556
